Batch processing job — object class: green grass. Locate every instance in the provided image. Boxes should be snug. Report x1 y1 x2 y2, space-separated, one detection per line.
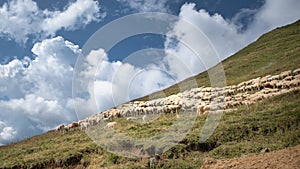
1 90 299 168
0 19 300 169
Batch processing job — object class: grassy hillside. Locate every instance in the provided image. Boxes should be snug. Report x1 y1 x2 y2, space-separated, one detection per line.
0 20 299 168
1 89 299 168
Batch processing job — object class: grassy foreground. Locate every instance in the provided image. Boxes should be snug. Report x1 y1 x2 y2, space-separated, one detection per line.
0 89 299 168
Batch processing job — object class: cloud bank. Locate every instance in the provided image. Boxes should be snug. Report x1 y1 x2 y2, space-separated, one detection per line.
0 0 104 44
0 36 79 145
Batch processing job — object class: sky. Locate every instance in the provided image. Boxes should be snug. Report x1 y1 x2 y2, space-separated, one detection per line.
0 0 299 145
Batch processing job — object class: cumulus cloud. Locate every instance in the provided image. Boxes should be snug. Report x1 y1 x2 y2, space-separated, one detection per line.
117 0 169 13
73 49 176 119
0 121 17 145
0 0 104 44
246 0 300 39
0 36 79 145
164 0 300 79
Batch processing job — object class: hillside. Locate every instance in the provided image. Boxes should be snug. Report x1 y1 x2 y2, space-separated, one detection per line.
0 20 299 168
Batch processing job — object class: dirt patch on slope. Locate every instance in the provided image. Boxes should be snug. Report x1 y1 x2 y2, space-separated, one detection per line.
201 145 300 169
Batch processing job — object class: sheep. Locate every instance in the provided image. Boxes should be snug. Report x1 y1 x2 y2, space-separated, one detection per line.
202 87 212 92
237 85 246 92
126 117 137 121
267 75 280 81
103 117 109 121
104 122 117 129
269 80 279 89
294 74 300 80
96 116 103 124
68 122 79 131
279 70 292 79
241 100 254 107
142 115 147 123
284 76 294 81
231 101 242 107
79 121 90 131
293 68 300 75
225 96 232 102
245 85 253 91
252 78 262 90
226 89 235 95
202 94 212 101
63 125 70 133
237 81 246 88
260 75 271 84
56 124 65 133
276 81 283 89
289 78 300 88
225 101 234 109
262 82 272 89
250 94 264 102
168 104 181 114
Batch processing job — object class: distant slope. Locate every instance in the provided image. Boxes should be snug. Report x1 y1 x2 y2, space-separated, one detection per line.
139 19 300 101
0 20 300 169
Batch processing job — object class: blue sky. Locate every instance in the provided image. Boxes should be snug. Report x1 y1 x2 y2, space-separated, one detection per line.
0 0 264 63
0 0 299 145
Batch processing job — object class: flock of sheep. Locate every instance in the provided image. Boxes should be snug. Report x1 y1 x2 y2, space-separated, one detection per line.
56 68 300 133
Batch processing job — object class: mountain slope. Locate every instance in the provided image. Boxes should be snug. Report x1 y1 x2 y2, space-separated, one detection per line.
0 20 300 168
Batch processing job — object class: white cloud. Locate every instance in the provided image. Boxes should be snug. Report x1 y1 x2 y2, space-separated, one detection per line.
0 121 17 145
73 49 176 119
0 36 79 145
164 0 300 78
0 0 104 44
246 0 300 39
42 0 105 36
117 0 169 13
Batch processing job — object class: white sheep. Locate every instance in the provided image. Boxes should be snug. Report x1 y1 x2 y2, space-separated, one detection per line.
126 117 137 121
79 121 90 131
279 70 292 79
104 122 117 129
293 68 300 75
289 78 300 88
284 76 294 81
142 115 147 123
